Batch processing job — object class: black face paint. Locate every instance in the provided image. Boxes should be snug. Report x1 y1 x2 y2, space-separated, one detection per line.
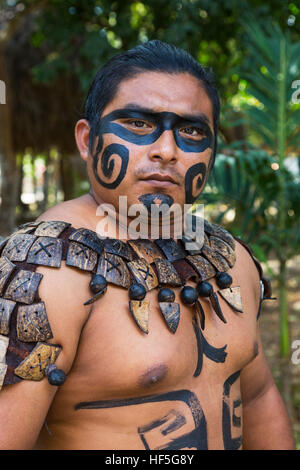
92 107 213 190
93 143 129 189
75 389 208 450
98 107 213 152
138 193 174 215
184 162 207 204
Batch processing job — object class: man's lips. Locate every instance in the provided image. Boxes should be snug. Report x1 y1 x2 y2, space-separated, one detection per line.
139 173 178 186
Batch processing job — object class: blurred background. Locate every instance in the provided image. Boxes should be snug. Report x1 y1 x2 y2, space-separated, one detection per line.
0 0 299 447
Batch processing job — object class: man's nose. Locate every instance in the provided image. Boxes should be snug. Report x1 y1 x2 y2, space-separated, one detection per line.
147 130 178 164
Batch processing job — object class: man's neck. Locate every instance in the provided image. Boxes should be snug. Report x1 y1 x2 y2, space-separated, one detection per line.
88 190 185 241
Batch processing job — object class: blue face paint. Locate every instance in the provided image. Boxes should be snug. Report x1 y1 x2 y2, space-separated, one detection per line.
97 107 213 153
92 107 213 196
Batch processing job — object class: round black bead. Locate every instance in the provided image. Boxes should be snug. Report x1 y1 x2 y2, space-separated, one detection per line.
196 281 213 297
215 272 232 289
89 274 107 294
129 283 147 300
47 368 66 386
158 287 175 303
180 286 198 305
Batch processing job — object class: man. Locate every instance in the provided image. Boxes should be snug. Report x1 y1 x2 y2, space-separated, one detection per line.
0 40 295 450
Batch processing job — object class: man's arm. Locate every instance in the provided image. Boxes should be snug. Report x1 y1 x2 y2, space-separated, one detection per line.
241 330 295 450
0 262 92 449
233 240 295 450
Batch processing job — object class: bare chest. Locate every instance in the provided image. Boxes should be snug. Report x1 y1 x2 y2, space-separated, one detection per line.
44 284 258 450
21 219 262 449
64 284 257 400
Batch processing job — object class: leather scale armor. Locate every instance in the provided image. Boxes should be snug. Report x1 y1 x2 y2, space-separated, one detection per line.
0 219 272 389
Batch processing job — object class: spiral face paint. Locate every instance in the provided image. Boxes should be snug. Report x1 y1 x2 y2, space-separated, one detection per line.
92 106 213 198
97 143 129 189
184 163 207 204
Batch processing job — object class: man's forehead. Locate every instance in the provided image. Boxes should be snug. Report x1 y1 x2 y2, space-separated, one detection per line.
102 71 214 124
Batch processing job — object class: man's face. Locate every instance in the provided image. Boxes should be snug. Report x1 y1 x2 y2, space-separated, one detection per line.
86 72 214 214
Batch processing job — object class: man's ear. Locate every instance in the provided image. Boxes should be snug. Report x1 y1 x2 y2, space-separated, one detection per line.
75 119 91 162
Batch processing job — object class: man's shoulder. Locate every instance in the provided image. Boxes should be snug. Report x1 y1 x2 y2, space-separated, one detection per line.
193 217 260 279
233 237 262 279
36 196 92 228
0 217 100 306
197 217 264 282
0 218 95 389
195 217 270 306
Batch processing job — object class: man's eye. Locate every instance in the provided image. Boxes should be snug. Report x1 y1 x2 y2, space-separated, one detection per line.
181 127 205 138
129 120 149 128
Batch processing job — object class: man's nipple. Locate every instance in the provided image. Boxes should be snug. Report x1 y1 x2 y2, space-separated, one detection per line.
138 364 168 389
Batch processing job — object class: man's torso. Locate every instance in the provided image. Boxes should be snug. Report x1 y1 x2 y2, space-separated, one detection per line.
0 198 261 450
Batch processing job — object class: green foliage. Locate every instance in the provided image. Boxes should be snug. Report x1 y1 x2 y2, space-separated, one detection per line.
239 18 300 263
202 17 300 362
203 143 300 259
14 0 298 97
239 17 300 154
204 17 300 260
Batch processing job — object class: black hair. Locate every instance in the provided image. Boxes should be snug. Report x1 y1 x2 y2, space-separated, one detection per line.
84 40 220 163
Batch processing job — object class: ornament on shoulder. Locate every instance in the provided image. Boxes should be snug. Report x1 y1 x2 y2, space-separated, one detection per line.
129 282 147 301
196 280 226 324
157 287 180 334
129 299 149 334
180 285 198 305
84 274 108 305
45 364 66 386
218 286 243 313
215 272 233 289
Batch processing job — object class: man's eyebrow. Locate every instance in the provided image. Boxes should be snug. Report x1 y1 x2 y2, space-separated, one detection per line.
120 103 212 124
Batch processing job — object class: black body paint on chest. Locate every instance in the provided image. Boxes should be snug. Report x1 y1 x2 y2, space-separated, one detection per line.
75 388 208 450
92 107 213 191
74 372 241 450
222 370 242 450
192 315 227 377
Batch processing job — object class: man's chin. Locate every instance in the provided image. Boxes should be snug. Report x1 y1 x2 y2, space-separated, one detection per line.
138 193 175 214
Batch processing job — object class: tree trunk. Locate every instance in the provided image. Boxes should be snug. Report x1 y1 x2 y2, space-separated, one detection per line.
0 43 18 237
